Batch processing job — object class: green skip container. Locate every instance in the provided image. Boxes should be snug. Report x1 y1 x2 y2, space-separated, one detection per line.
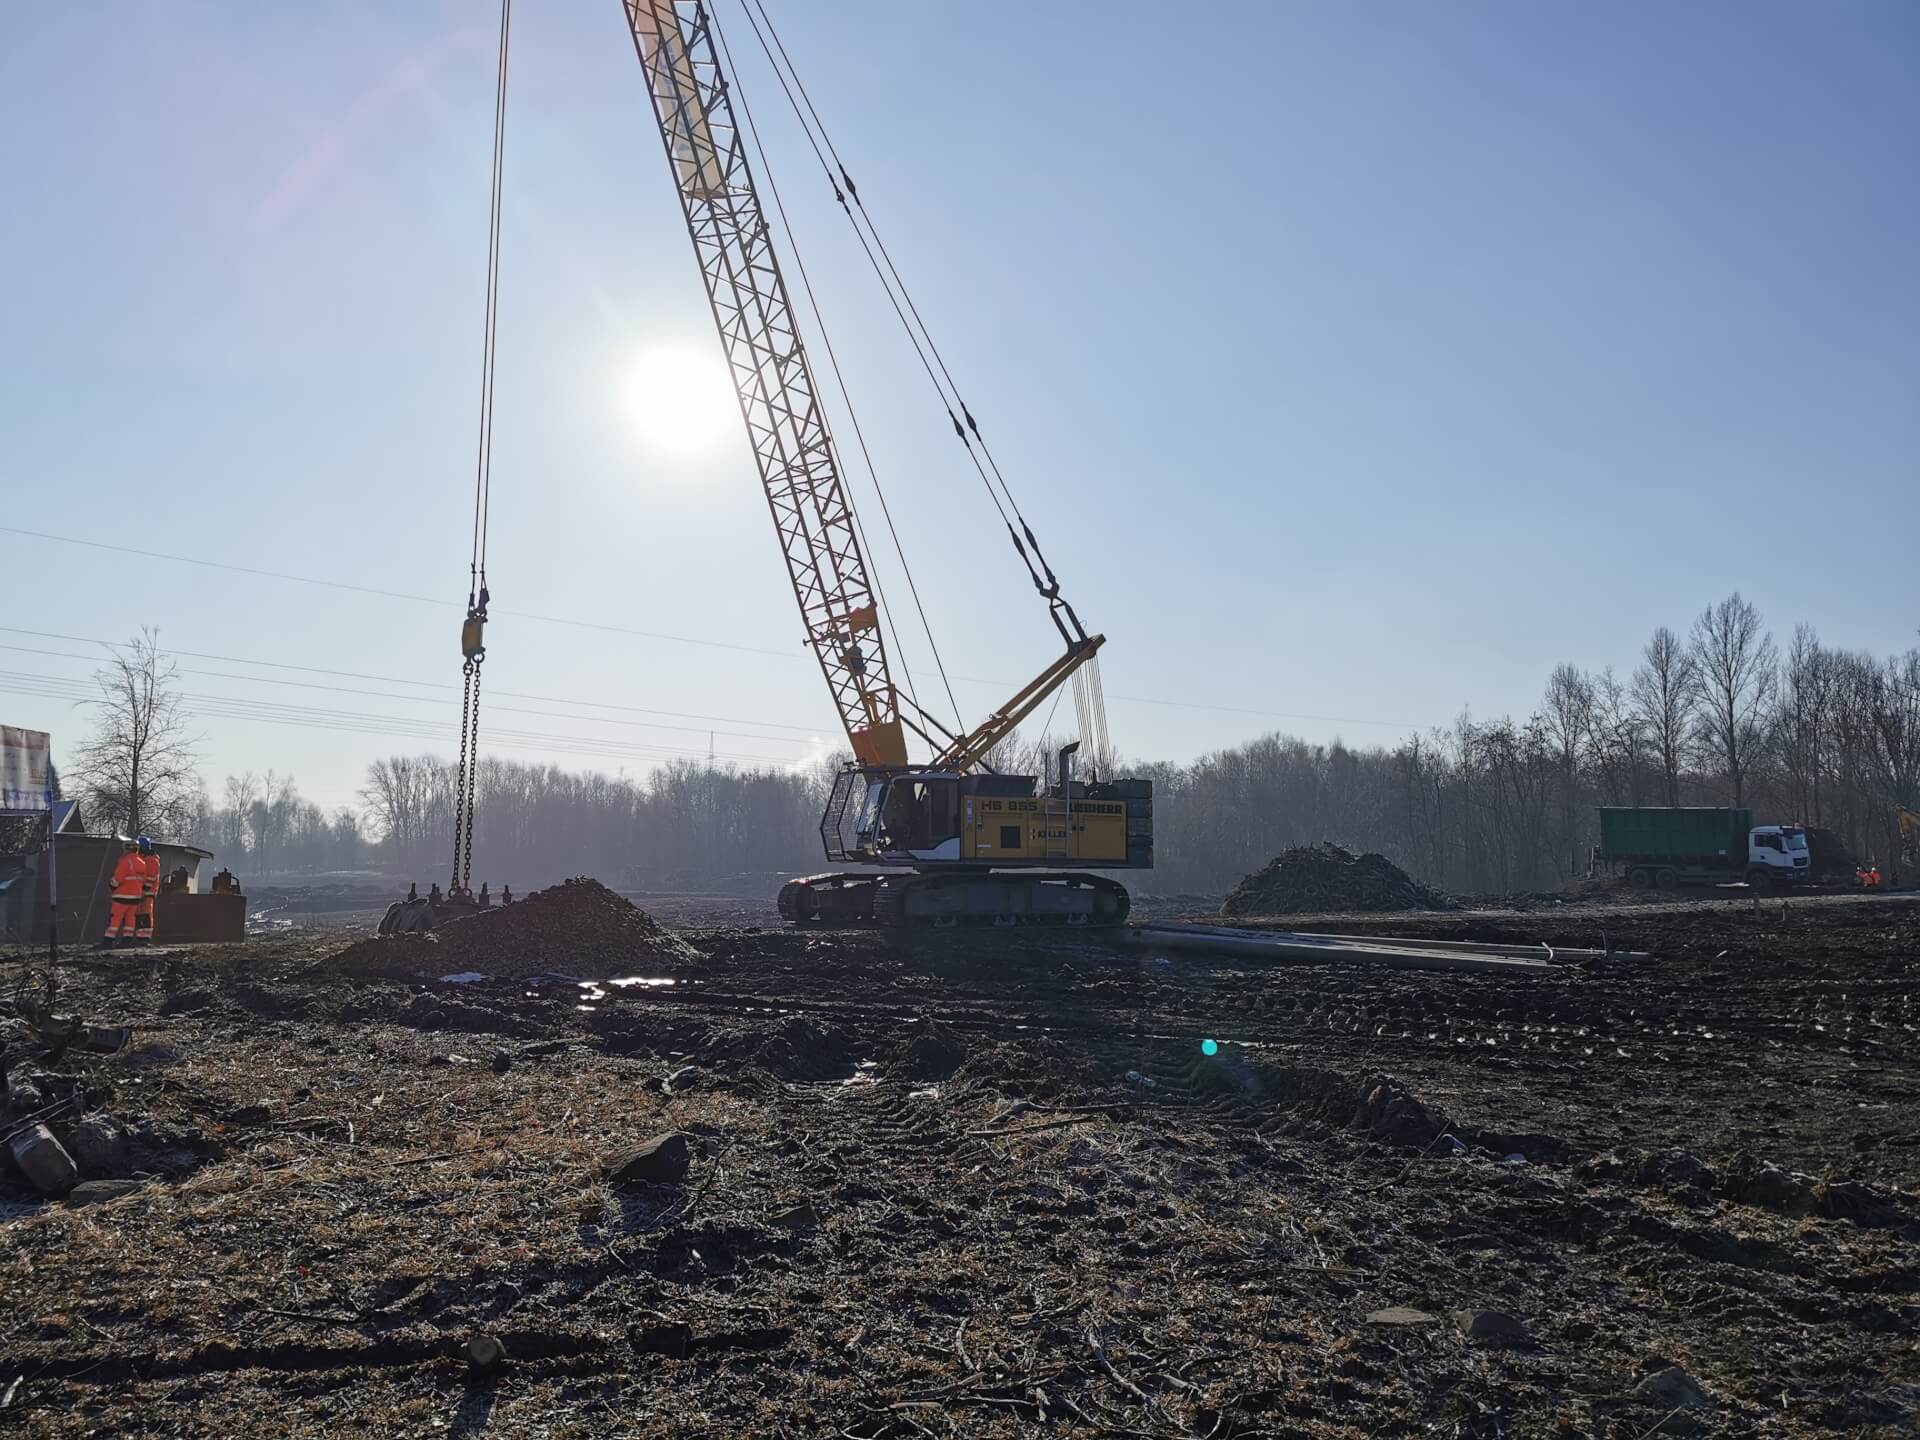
1598 807 1751 866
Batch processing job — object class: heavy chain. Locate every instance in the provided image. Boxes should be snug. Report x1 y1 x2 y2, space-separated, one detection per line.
451 658 478 892
459 660 483 894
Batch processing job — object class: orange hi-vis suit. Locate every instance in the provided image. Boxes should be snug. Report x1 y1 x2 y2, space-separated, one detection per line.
106 849 145 940
137 850 161 940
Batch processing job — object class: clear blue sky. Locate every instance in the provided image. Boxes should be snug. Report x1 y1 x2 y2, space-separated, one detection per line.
3 1 1915 815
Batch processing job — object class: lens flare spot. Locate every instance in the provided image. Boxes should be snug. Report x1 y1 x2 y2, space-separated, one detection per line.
1200 1038 1219 1057
626 344 736 456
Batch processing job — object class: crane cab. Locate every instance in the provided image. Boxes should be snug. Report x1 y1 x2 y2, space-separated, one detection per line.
822 765 1152 872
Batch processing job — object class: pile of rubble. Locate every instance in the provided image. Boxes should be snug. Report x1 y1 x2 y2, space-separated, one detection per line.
332 877 700 980
2 1013 210 1202
1221 843 1454 917
1804 827 1859 884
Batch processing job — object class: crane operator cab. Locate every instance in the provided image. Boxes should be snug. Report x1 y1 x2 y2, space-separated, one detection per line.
785 749 1153 927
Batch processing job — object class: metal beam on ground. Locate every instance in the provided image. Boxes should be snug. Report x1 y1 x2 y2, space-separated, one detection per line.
1122 922 1575 975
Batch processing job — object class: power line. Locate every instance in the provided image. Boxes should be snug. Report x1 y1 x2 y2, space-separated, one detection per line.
0 642 819 749
0 670 813 770
0 529 1428 733
0 673 804 764
0 526 799 660
0 671 794 762
0 627 827 734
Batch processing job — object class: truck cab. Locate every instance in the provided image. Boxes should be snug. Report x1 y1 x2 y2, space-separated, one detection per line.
1748 824 1810 887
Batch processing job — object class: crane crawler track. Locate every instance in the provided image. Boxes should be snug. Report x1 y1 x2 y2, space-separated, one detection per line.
778 870 1130 929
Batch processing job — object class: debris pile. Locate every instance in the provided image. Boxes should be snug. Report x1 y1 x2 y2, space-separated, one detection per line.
1220 843 1454 917
1803 826 1858 884
329 877 700 980
3 1059 209 1199
1246 1062 1454 1148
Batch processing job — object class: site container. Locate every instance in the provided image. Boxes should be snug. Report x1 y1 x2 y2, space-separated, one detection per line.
1598 807 1751 865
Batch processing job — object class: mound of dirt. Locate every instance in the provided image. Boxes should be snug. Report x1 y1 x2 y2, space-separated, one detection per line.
1804 827 1859 883
328 877 700 980
1221 843 1454 917
894 1017 967 1080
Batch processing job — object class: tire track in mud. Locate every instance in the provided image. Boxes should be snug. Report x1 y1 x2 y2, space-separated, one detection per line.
590 941 1914 1131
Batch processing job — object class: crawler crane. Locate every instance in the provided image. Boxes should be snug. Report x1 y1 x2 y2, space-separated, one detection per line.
621 2 1153 925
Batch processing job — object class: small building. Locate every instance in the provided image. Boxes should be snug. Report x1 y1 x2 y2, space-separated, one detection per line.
0 805 222 946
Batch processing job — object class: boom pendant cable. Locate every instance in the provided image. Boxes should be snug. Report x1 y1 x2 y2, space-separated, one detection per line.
736 0 1086 646
452 0 512 897
709 7 965 736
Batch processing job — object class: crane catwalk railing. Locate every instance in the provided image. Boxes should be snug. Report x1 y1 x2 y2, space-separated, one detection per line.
622 0 907 768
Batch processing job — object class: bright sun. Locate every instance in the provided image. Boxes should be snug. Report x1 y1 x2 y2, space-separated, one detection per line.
626 344 736 456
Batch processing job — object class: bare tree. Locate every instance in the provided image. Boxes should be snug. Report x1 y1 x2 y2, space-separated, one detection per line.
1690 594 1778 806
1584 665 1646 806
330 807 364 860
1540 664 1594 876
1780 626 1836 823
68 628 201 838
361 756 434 872
1857 648 1920 866
246 770 298 879
1631 627 1699 806
212 773 258 865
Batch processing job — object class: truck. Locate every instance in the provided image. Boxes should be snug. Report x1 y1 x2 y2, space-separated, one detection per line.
1597 807 1810 893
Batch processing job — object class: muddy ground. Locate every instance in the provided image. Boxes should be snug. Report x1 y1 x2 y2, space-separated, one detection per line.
1 894 1915 1437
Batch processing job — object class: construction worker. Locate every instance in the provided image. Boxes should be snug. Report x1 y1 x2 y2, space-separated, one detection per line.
102 840 144 947
135 836 160 943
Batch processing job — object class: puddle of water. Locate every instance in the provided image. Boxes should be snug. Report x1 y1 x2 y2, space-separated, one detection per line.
572 977 683 1005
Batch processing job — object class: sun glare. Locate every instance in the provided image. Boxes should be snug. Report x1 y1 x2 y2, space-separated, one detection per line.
626 344 736 456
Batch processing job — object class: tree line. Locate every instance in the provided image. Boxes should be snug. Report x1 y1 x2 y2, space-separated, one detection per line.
58 596 1920 894
174 755 820 889
1143 595 1917 893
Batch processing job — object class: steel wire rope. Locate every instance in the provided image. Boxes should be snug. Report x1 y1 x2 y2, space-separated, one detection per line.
737 0 1069 606
470 0 512 596
451 0 513 894
729 1 1014 537
709 5 966 736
